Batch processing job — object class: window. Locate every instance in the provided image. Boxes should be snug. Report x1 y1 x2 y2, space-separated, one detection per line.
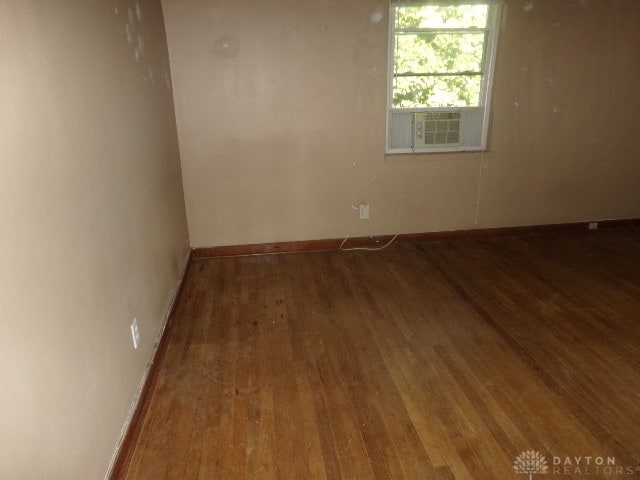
386 1 502 153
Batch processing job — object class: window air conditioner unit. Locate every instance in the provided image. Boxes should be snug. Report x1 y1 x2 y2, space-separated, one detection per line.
387 107 486 153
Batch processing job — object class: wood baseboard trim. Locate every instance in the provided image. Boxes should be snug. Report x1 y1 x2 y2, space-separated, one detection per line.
108 250 194 480
193 218 640 258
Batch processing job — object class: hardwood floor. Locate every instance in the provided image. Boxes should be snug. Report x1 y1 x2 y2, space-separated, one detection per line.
119 228 640 479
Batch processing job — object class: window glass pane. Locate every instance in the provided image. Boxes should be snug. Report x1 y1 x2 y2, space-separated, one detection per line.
393 75 482 108
395 32 485 75
395 5 488 29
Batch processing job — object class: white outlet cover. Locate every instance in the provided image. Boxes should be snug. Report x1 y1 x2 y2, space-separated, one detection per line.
130 318 140 349
359 203 370 219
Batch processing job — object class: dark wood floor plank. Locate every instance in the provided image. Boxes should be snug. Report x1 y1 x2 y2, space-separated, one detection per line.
120 227 640 479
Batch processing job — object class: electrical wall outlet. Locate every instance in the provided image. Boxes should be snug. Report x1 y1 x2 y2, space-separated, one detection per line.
588 222 598 231
130 318 140 349
359 203 370 220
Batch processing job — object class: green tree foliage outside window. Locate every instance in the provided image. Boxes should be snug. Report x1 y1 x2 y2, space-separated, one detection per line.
392 5 489 109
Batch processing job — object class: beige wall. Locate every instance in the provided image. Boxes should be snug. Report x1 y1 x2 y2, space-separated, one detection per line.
0 1 189 478
163 0 640 248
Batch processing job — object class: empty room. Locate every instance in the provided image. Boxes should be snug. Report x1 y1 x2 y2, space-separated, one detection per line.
2 0 640 479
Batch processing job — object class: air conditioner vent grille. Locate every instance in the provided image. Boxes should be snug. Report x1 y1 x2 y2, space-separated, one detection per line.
389 111 412 149
423 112 461 145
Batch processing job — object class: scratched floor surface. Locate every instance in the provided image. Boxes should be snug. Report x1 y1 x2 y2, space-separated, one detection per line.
121 228 640 479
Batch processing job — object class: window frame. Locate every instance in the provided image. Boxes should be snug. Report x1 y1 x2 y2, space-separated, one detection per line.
386 1 502 154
